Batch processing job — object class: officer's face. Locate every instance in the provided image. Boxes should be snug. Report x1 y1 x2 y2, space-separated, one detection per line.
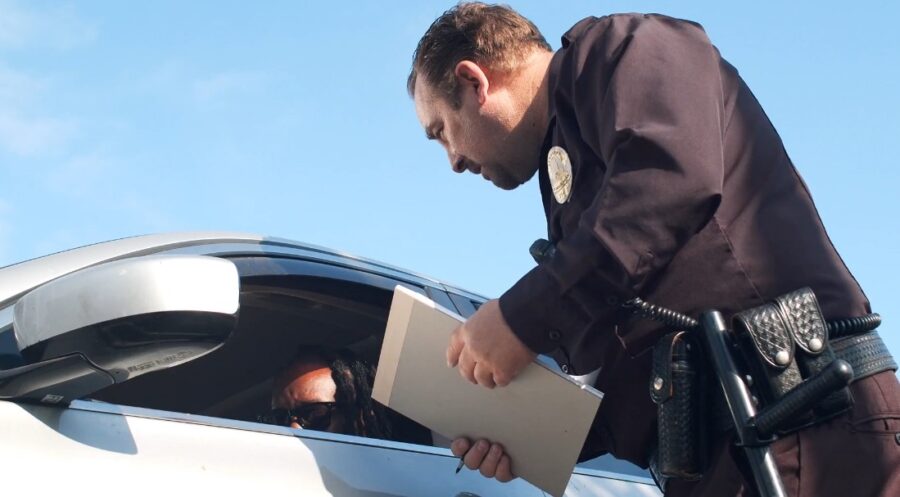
414 74 535 190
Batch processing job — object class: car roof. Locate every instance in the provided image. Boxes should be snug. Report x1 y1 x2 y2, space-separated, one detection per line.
0 232 488 309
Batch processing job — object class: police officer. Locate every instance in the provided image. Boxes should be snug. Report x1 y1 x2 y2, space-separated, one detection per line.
409 3 899 496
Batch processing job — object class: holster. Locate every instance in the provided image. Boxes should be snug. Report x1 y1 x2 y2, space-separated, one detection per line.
650 331 704 480
733 288 852 428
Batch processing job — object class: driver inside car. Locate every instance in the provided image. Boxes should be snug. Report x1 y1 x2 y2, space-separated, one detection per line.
259 348 431 445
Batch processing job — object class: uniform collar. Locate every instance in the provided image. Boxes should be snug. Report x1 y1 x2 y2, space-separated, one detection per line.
560 16 601 48
545 17 596 136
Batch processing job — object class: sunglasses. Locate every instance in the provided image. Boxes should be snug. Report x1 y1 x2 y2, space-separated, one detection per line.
257 402 339 431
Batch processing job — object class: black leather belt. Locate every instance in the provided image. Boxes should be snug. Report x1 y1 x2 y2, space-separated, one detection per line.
832 330 897 380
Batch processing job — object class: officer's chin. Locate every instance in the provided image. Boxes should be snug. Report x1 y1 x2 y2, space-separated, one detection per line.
490 163 535 190
490 176 523 191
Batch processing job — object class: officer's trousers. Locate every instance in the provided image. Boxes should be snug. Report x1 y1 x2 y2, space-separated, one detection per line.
666 371 900 497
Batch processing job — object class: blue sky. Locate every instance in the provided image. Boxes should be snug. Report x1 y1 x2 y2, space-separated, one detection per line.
0 1 897 354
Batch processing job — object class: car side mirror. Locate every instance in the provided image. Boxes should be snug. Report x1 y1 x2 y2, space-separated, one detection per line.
0 255 239 404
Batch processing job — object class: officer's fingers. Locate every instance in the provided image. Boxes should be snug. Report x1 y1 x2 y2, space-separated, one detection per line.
495 454 515 483
450 438 471 458
447 327 464 367
464 439 490 470
457 348 477 384
473 362 496 389
479 443 503 478
493 370 512 388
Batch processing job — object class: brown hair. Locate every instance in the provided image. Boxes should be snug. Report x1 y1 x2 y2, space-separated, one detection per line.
408 2 551 107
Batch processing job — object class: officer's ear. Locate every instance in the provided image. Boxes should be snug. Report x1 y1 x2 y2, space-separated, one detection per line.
454 60 490 106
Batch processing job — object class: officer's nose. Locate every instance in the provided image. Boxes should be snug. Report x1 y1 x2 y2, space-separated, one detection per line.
449 152 465 174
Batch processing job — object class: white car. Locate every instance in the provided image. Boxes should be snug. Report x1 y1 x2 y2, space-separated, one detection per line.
0 233 660 497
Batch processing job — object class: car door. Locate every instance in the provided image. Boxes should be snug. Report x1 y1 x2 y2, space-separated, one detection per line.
0 239 655 497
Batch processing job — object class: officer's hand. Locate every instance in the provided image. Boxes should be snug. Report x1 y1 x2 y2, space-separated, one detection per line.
452 437 516 482
446 299 536 388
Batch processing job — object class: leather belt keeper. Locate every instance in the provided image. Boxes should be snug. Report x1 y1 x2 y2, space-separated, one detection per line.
650 331 704 480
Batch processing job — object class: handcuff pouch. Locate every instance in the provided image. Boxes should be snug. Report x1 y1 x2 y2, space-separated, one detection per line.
733 288 852 428
733 301 803 407
774 288 852 416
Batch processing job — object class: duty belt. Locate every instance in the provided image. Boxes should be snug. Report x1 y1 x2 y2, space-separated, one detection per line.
649 329 895 492
705 329 896 434
641 287 896 492
832 331 896 380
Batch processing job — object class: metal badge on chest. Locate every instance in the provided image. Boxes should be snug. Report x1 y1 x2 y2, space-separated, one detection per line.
547 146 573 204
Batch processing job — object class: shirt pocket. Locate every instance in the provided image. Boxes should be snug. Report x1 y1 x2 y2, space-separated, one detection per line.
850 414 900 435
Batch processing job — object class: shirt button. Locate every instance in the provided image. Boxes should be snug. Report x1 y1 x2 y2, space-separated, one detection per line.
548 330 561 341
606 296 619 306
561 364 571 374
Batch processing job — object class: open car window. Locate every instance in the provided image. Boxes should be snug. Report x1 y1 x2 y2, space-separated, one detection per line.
67 253 649 480
88 256 435 441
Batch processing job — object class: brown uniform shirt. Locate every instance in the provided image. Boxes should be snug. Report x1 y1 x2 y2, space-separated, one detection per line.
497 14 873 467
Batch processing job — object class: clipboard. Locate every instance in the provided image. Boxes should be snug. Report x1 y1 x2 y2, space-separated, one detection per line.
372 286 603 497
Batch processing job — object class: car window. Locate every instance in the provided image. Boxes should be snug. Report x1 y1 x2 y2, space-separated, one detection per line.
424 287 456 312
37 253 651 482
447 293 487 318
88 256 434 445
447 293 477 318
0 325 23 369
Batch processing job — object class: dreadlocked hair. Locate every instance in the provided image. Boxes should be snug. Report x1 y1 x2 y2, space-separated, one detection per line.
321 349 394 440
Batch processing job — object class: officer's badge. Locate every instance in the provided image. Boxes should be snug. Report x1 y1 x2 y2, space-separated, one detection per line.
547 146 572 204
